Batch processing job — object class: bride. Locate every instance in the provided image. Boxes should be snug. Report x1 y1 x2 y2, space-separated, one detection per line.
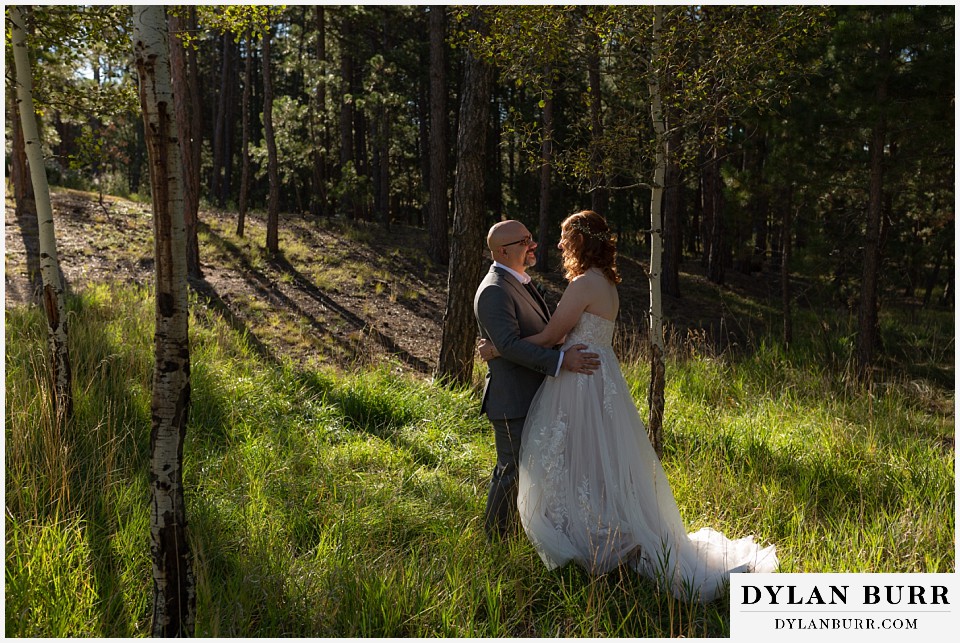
479 210 777 603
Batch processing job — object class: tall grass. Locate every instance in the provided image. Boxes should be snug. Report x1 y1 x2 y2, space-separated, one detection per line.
5 284 954 636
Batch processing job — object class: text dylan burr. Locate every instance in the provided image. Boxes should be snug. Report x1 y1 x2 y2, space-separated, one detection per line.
741 584 949 606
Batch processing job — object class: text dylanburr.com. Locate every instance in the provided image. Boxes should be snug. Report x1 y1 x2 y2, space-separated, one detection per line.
730 573 958 640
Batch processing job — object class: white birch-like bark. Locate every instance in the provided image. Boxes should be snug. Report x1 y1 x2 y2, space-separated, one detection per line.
9 5 73 420
646 5 667 459
131 5 196 636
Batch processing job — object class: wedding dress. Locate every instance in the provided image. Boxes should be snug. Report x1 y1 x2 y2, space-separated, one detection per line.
517 311 777 603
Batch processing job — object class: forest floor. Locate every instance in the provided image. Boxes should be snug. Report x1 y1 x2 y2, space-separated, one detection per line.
6 189 813 376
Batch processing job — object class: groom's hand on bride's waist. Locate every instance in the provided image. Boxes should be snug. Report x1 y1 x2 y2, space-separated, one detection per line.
561 344 600 375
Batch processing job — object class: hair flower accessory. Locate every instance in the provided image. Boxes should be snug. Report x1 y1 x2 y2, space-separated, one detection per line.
570 220 610 241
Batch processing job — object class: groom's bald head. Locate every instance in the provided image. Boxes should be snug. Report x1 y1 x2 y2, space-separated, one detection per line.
487 219 537 272
487 220 526 252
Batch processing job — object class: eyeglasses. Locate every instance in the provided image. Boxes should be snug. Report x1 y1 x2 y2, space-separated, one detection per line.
501 235 534 248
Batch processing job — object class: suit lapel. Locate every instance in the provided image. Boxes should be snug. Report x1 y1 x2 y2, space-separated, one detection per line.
494 266 550 324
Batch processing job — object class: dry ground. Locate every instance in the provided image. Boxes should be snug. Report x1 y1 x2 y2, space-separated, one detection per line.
5 189 789 376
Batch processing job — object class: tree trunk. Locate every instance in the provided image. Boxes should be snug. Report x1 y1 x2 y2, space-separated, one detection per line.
131 6 196 636
662 125 683 298
940 251 954 308
10 5 73 421
752 130 770 266
211 33 229 202
380 113 390 228
855 63 889 375
88 60 106 209
427 5 450 265
376 14 391 229
689 162 701 256
168 10 201 278
310 6 330 218
263 24 280 253
373 102 391 229
417 60 430 228
507 85 516 190
237 29 253 237
922 244 945 308
436 32 493 386
354 89 370 220
339 38 356 219
535 75 554 272
187 7 202 220
221 39 239 205
587 29 608 215
8 79 41 296
702 134 725 285
781 194 795 347
490 90 504 221
646 5 667 460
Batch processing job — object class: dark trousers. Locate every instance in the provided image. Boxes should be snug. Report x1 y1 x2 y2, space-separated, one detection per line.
484 416 525 538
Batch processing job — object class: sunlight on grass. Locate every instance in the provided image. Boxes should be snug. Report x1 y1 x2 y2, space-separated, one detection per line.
6 516 100 636
5 284 954 636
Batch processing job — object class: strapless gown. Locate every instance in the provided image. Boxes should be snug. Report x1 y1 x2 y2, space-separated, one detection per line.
517 311 777 603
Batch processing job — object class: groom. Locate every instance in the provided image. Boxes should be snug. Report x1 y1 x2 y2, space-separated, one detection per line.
474 219 600 539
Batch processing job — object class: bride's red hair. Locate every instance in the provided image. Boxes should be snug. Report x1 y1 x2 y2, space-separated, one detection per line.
559 210 621 284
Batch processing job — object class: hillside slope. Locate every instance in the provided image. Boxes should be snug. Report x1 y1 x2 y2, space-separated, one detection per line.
6 189 815 374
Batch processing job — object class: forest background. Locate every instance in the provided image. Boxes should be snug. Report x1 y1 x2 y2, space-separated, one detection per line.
4 4 955 638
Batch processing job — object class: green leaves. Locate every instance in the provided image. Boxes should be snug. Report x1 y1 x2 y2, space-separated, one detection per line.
462 5 826 189
195 4 283 41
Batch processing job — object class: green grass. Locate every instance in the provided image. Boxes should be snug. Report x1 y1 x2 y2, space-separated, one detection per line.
5 284 954 636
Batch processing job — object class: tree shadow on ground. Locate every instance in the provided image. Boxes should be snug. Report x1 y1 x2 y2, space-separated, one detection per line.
199 224 367 366
59 295 150 636
198 222 432 373
269 253 432 374
670 427 920 546
285 217 447 322
5 196 77 305
289 369 445 469
7 198 43 297
189 275 281 367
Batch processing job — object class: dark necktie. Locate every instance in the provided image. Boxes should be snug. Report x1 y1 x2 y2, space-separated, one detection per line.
524 282 550 319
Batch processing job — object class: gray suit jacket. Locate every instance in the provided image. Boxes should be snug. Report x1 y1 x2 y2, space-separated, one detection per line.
474 265 561 421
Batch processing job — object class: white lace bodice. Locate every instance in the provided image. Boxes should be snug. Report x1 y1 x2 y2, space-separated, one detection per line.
563 311 615 350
